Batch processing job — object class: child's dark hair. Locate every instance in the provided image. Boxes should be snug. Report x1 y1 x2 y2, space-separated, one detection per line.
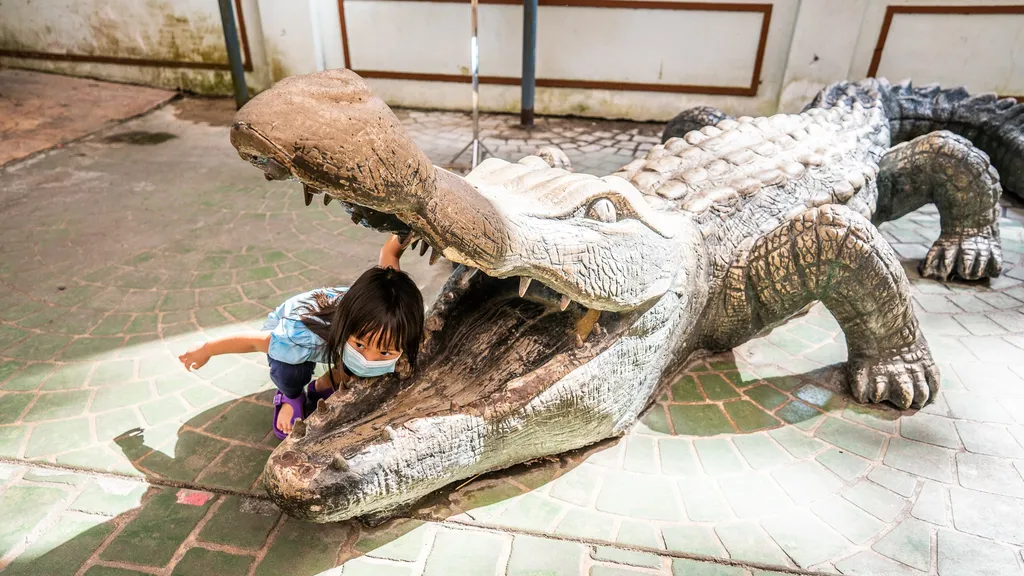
299 266 424 372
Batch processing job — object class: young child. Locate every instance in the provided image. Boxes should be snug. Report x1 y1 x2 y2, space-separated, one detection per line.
178 235 424 438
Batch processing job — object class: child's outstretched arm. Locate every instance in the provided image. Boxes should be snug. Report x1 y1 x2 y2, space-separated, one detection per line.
179 332 270 371
379 234 411 270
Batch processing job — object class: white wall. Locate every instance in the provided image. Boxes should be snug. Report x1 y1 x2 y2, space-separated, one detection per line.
2 0 1023 120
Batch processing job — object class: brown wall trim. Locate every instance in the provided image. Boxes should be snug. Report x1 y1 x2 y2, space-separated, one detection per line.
339 0 773 97
0 0 254 73
868 4 1024 78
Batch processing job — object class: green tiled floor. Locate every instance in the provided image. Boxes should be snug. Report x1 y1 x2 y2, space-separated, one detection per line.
1 95 1024 576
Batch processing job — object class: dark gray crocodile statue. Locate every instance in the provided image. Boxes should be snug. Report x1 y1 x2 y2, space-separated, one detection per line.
227 71 1017 523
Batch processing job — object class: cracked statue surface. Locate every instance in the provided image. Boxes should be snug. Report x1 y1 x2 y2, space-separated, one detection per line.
226 70 1021 523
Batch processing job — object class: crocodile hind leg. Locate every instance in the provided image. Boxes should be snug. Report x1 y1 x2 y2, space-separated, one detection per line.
715 205 938 409
875 130 1003 281
661 106 733 143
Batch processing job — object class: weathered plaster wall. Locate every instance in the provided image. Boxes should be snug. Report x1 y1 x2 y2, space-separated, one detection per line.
0 0 271 95
2 0 1023 119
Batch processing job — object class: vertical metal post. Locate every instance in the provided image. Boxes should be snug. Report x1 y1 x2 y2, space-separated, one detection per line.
470 0 481 167
217 0 249 109
521 0 537 127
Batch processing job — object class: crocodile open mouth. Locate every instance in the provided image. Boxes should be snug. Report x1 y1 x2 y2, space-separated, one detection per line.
264 192 640 521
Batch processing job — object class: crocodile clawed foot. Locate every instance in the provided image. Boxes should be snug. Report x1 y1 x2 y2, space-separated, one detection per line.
919 230 1002 281
847 340 939 410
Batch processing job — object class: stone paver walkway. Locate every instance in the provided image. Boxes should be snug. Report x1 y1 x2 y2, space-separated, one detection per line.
1 92 1023 576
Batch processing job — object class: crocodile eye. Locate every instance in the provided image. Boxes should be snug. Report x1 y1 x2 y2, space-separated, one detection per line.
586 198 616 223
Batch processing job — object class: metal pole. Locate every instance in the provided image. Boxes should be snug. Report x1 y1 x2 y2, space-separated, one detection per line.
520 0 537 127
217 0 249 109
470 0 481 167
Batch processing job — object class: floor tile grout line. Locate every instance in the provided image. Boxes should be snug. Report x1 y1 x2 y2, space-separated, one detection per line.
424 516 834 576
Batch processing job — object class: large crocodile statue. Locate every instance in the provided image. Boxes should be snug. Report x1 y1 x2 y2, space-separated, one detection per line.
228 70 1016 523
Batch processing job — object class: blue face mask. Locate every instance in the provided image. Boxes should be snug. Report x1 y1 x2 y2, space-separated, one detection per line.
342 343 398 377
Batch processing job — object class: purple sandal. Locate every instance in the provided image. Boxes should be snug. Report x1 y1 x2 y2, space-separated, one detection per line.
272 391 306 440
306 379 336 404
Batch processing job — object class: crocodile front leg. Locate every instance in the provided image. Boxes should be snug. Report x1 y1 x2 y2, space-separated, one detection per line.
713 205 939 409
875 130 1003 281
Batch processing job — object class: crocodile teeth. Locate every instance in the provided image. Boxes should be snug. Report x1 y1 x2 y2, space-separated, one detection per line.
559 295 571 311
429 247 441 265
410 239 420 250
419 242 429 257
519 277 532 297
323 194 333 206
303 184 314 206
291 418 306 439
316 398 328 415
400 234 416 249
575 334 585 348
330 454 349 471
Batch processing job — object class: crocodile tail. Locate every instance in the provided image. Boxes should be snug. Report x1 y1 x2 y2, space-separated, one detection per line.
804 78 1024 198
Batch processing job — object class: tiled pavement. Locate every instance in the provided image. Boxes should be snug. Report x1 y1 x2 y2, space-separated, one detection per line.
1 94 1024 576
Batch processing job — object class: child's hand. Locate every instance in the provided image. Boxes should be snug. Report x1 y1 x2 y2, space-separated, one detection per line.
178 344 211 372
379 234 409 270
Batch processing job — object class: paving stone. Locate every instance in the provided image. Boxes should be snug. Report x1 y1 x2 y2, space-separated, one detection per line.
0 484 70 556
356 520 430 562
662 524 727 558
199 495 279 550
596 470 682 521
6 333 74 361
678 477 731 522
714 523 791 566
549 464 602 506
3 512 114 576
949 487 1024 544
868 467 917 497
91 381 150 413
671 559 747 576
943 391 1014 424
900 413 959 449
553 508 616 541
140 431 229 482
71 477 147 515
954 420 1024 458
3 362 53 391
423 527 507 576
762 510 851 568
0 392 32 424
834 551 920 576
842 481 907 522
698 374 741 401
23 389 91 421
196 444 270 491
591 566 657 576
771 461 843 504
669 404 734 436
254 518 350 576
493 493 565 532
171 547 253 575
768 426 825 458
41 363 93 390
101 488 213 566
718 475 793 518
910 481 947 526
811 496 885 545
732 434 791 470
456 480 522 519
641 404 672 434
744 385 788 410
884 438 953 482
937 529 1023 576
955 452 1024 497
871 518 932 572
339 557 415 576
694 438 745 476
623 434 659 473
595 521 663 568
794 384 844 413
816 449 869 481
507 535 585 576
838 404 899 436
659 438 701 476
24 417 92 457
203 400 270 444
722 400 779 432
815 417 886 460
